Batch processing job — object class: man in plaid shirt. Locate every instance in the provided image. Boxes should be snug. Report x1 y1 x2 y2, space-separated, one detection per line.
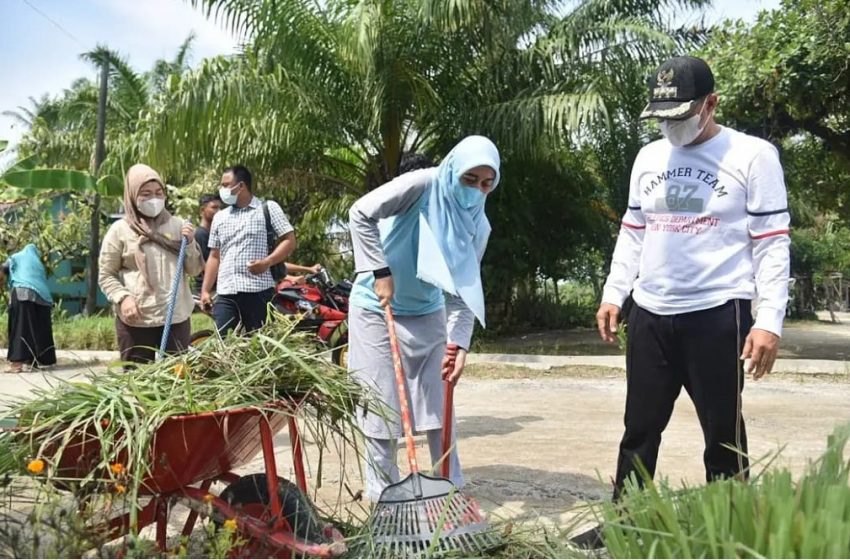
200 165 296 335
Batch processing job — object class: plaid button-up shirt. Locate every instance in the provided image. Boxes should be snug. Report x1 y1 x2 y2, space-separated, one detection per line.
208 196 294 295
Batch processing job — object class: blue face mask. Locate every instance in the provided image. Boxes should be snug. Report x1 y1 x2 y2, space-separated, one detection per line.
453 183 487 209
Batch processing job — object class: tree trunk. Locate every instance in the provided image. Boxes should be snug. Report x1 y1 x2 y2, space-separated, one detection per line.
85 61 108 316
381 109 402 179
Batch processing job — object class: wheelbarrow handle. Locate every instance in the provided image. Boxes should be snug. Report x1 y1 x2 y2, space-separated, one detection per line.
441 343 459 479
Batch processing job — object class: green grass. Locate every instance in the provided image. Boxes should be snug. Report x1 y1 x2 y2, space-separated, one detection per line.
596 425 850 558
0 312 215 351
471 327 622 356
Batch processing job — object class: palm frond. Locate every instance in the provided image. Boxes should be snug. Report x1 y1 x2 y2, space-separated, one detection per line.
189 0 273 40
1 110 34 129
173 31 197 68
81 45 149 115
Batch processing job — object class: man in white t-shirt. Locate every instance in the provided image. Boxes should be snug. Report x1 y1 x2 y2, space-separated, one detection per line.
573 55 790 548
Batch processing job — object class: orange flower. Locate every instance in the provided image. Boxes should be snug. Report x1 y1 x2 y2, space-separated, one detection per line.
203 493 215 504
110 463 125 476
27 459 45 475
114 483 126 494
223 519 238 532
173 363 190 378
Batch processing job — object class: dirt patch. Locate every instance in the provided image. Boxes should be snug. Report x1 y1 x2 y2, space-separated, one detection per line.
464 363 850 383
477 318 850 361
465 363 624 380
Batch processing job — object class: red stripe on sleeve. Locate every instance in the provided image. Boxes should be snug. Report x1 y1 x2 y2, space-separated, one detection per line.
750 229 790 240
621 221 646 230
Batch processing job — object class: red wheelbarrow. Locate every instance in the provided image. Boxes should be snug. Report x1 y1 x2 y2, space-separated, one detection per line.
45 401 346 558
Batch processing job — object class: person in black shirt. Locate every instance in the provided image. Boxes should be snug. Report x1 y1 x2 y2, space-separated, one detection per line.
195 193 222 293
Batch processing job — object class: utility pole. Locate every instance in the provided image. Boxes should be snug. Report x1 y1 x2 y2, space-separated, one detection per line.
85 60 108 316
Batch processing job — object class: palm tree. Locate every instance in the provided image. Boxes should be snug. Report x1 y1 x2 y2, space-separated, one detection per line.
125 0 711 324
10 35 198 176
3 37 198 313
139 0 706 185
134 1 706 307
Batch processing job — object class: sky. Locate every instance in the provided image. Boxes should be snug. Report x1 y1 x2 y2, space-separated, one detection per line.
0 0 781 149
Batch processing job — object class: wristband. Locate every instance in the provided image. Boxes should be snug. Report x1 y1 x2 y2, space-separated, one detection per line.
373 267 392 279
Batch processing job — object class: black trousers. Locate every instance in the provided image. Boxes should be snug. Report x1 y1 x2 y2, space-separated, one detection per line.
115 318 191 365
614 299 752 496
7 291 56 366
213 288 275 336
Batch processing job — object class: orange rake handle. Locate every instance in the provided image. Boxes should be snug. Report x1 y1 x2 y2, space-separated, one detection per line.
441 344 459 479
385 307 419 475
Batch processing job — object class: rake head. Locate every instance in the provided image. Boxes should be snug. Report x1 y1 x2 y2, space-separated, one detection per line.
370 473 501 557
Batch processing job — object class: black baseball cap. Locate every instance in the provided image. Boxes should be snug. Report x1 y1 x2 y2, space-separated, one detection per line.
640 56 715 120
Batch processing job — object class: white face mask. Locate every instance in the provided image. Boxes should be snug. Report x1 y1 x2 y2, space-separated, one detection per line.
219 184 239 206
137 197 165 218
659 104 708 147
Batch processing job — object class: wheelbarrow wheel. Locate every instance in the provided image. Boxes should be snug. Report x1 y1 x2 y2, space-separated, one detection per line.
331 335 348 369
189 329 214 349
329 321 348 369
220 474 326 550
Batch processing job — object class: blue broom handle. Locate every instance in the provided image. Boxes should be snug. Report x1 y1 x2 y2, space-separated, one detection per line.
158 234 189 360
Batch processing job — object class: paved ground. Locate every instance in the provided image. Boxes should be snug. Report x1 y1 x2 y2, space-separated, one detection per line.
288 367 850 530
5 363 847 536
2 314 848 539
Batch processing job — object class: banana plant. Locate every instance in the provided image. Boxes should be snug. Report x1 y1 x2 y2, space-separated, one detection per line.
0 150 122 201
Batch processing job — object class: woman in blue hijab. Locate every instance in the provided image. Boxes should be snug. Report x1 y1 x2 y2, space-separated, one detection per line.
2 244 56 373
347 136 500 500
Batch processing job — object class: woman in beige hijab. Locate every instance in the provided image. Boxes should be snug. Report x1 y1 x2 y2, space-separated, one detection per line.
99 164 204 364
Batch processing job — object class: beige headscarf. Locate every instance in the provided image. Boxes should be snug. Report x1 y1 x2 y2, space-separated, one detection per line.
123 163 181 288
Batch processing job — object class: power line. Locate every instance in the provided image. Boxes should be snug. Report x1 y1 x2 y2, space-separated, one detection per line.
21 0 87 49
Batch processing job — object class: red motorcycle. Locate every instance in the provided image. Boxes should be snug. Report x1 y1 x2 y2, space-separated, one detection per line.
190 269 351 367
273 268 351 367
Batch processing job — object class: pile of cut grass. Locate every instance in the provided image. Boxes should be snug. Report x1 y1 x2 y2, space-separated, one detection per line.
0 313 381 529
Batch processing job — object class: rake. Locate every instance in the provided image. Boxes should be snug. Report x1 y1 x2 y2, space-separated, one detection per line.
369 307 499 557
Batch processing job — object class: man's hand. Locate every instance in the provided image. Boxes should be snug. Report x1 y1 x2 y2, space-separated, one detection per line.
375 276 394 308
740 328 780 380
596 303 621 343
180 222 195 243
200 290 214 311
247 258 271 275
120 296 140 324
441 344 467 384
308 263 323 274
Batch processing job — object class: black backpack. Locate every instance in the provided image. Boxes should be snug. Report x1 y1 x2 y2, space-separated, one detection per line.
262 200 288 281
